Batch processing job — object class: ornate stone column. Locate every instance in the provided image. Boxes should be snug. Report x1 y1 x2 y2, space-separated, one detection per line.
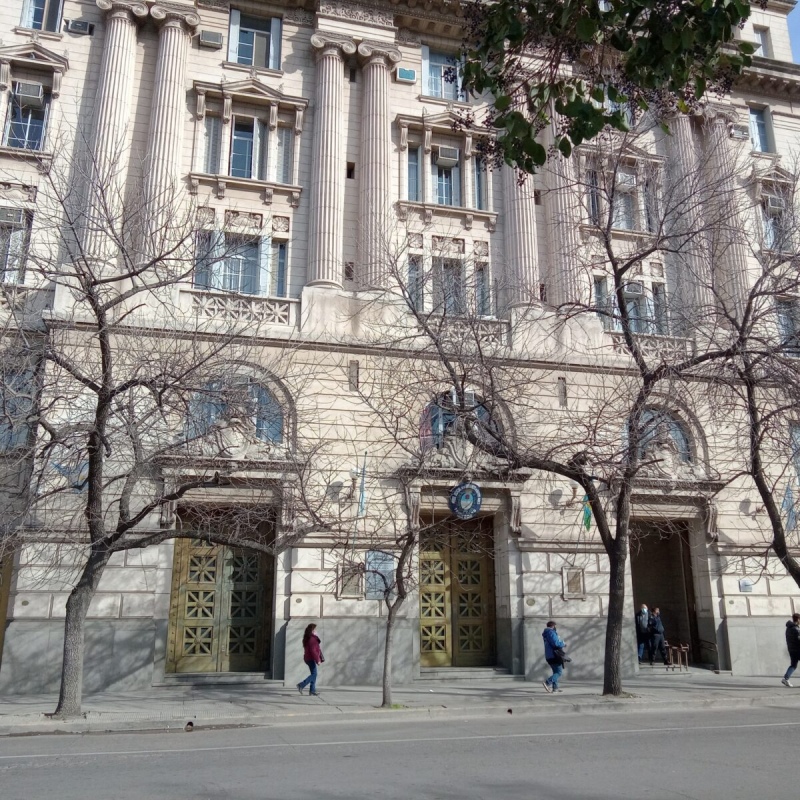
707 111 749 316
84 0 148 261
144 4 199 221
357 42 401 288
308 34 356 287
502 165 540 305
665 114 714 322
549 155 584 307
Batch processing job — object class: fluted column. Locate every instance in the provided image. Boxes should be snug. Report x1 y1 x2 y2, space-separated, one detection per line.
665 114 714 320
550 155 584 306
83 0 147 262
144 5 199 224
308 34 356 287
502 165 540 305
357 42 401 288
707 112 750 317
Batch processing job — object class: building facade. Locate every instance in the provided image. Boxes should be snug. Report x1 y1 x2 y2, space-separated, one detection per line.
0 0 799 693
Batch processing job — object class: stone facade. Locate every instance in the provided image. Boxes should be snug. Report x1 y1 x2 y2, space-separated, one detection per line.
0 0 799 693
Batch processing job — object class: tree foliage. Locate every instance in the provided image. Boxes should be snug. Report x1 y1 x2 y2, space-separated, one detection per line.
462 0 755 170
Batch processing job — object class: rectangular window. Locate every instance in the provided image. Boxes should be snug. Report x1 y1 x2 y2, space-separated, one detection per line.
473 157 487 210
229 117 267 180
408 254 423 311
0 209 31 284
3 85 50 151
753 26 771 58
624 294 645 333
270 241 287 297
365 550 395 600
425 50 464 101
791 424 800 478
644 179 658 234
476 263 491 316
562 568 585 599
0 370 35 452
194 232 261 295
229 11 281 70
407 147 421 202
587 169 601 225
749 107 771 153
594 276 613 329
20 0 62 32
203 116 222 174
762 194 786 250
776 300 800 357
652 283 668 335
612 190 636 230
338 561 363 598
275 126 294 185
436 166 453 205
433 257 465 315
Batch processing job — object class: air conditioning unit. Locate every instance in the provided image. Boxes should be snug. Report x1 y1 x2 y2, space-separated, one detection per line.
624 281 644 295
0 208 24 225
64 19 94 35
766 195 786 212
618 171 637 187
436 146 460 168
15 81 44 108
199 30 224 49
730 124 750 140
395 67 417 85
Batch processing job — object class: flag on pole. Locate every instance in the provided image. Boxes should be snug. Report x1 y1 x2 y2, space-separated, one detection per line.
582 494 592 531
357 452 368 518
782 482 797 533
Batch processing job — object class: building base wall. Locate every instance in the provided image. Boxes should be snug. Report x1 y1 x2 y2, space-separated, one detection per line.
725 617 791 677
0 619 155 695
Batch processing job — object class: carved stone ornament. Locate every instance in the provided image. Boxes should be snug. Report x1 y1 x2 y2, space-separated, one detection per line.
262 187 273 205
0 181 37 203
196 205 215 226
96 0 148 20
509 492 522 536
425 420 504 474
703 497 719 542
273 216 290 233
399 123 408 151
284 8 316 26
474 240 489 257
638 433 706 484
309 33 357 59
318 1 395 27
396 28 421 45
357 41 402 66
159 500 176 529
195 88 206 119
150 4 201 30
409 488 421 529
225 210 262 230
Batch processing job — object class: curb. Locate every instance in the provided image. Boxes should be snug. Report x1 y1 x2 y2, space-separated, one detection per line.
3 692 800 737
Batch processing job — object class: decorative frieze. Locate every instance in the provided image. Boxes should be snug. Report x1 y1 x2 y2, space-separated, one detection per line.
318 1 395 28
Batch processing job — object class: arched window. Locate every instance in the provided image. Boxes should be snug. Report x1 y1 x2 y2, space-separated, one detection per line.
637 409 691 463
187 377 283 444
420 388 500 451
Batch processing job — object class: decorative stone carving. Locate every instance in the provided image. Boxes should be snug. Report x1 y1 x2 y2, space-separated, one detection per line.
190 292 294 325
474 240 489 257
96 0 148 19
638 432 706 483
399 123 408 151
409 488 421 529
309 32 357 59
225 210 262 230
0 181 36 203
703 498 719 542
409 233 423 249
464 213 473 230
195 88 206 119
294 107 304 134
150 3 200 29
284 8 316 26
509 492 522 536
318 1 395 27
159 500 176 528
262 187 273 205
196 206 215 226
396 27 421 45
357 41 402 67
273 216 290 233
290 191 300 208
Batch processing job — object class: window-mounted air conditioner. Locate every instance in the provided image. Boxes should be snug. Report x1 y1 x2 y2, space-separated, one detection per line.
766 195 786 212
64 19 94 35
395 67 417 85
623 281 644 295
617 171 637 187
15 81 44 108
730 124 750 140
199 30 224 49
0 208 25 225
436 146 460 168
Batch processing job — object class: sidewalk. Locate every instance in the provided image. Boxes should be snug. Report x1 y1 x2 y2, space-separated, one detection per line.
2 672 799 736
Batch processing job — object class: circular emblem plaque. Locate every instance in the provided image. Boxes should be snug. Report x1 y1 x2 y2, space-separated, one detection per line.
449 482 482 520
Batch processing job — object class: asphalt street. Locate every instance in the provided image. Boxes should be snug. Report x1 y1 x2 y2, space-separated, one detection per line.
0 705 796 800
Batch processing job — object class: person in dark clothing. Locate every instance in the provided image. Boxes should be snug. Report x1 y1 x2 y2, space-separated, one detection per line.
635 604 650 662
782 613 800 687
647 607 668 665
542 620 567 693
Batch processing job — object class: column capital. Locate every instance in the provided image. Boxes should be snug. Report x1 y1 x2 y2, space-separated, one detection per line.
96 0 148 20
357 41 401 67
310 33 357 60
150 3 200 32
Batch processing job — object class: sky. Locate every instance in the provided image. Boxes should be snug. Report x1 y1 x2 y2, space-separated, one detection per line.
790 4 800 62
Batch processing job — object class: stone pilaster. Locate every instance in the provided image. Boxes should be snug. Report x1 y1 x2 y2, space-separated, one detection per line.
83 0 148 262
357 42 401 288
665 114 714 321
308 34 356 287
549 155 584 307
707 112 750 316
502 165 540 306
144 5 199 222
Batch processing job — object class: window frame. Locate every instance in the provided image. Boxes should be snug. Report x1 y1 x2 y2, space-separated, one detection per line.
3 84 50 152
748 106 772 153
422 48 466 102
364 550 396 601
0 208 32 285
0 369 35 453
228 9 282 71
20 0 63 33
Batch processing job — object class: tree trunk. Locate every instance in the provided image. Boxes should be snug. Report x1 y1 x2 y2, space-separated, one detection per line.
53 547 112 717
602 538 629 696
381 601 401 708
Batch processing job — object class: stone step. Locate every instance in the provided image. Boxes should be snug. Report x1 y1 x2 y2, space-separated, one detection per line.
417 667 524 681
160 673 281 686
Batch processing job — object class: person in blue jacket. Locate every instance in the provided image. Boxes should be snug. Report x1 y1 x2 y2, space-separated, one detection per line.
542 620 567 693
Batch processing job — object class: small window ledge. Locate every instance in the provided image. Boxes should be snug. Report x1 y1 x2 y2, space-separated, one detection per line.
13 26 63 41
397 200 496 232
222 61 283 80
0 145 52 166
189 171 301 207
418 94 471 109
579 223 655 242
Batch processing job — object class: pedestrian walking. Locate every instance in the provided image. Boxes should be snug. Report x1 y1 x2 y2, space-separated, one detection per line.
647 607 668 665
635 604 650 662
297 622 324 696
542 620 568 693
782 613 800 687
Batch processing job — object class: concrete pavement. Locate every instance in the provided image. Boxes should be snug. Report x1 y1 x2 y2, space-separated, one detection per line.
2 670 800 736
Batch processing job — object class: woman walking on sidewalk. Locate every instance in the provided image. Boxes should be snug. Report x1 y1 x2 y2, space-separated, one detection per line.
297 623 324 696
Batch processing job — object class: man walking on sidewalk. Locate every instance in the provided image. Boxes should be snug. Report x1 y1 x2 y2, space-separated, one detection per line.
782 613 800 687
542 620 567 693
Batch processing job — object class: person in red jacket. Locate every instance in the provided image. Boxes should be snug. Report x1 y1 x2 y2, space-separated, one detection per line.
297 623 323 696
